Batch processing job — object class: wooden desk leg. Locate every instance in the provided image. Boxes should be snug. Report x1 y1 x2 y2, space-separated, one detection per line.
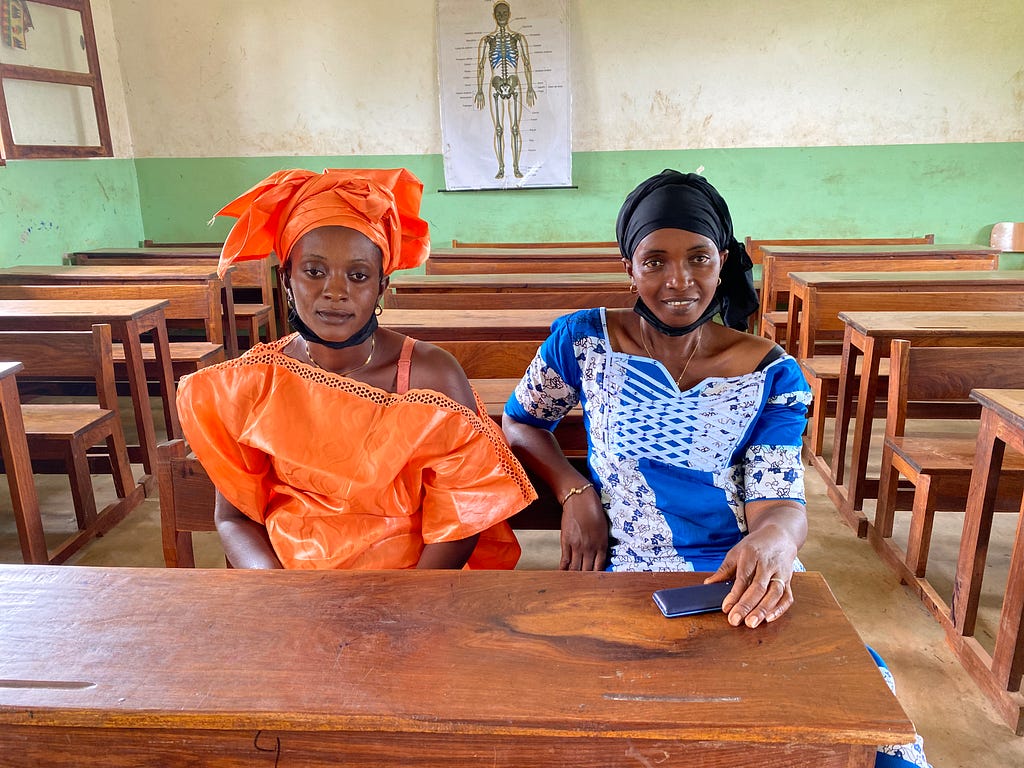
992 493 1024 694
150 316 182 440
845 336 880 515
785 295 801 356
220 282 239 359
831 325 860 487
0 367 48 563
120 319 160 477
953 409 1003 636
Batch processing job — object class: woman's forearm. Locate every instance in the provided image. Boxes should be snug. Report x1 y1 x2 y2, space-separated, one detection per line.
501 415 590 501
214 491 283 569
416 535 480 569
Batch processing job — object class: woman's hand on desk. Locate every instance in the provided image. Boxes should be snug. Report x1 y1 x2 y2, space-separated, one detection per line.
705 500 807 629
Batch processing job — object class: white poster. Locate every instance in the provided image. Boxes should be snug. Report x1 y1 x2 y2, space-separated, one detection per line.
437 0 571 190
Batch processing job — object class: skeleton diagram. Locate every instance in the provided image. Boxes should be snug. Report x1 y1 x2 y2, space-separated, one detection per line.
474 1 536 179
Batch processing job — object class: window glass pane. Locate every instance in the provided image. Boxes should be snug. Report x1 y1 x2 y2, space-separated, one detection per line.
5 78 99 145
0 2 88 73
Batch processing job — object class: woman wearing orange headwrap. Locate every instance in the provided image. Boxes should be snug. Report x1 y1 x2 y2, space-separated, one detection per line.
176 168 534 570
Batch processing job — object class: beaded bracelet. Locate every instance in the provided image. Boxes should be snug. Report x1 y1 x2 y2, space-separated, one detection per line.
560 482 594 505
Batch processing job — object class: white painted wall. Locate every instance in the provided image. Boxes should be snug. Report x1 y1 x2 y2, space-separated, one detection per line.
107 0 1024 158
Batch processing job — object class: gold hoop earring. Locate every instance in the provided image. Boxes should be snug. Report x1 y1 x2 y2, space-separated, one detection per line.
716 278 722 287
375 303 383 316
285 288 295 310
629 283 638 294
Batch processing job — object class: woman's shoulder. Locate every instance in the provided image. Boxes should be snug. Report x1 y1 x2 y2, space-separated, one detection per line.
401 335 478 411
705 325 787 377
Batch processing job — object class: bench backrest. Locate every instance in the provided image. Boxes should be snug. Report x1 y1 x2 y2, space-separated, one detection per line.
383 290 631 310
0 283 224 345
452 240 617 249
745 234 935 265
434 340 540 379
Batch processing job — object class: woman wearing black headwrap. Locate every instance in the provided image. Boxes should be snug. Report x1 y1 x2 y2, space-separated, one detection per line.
503 172 932 768
504 169 812 625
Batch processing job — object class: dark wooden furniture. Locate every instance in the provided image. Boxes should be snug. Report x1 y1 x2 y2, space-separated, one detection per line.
870 343 1024 596
388 272 630 293
785 270 1024 461
952 389 1024 733
0 299 180 483
0 565 914 766
0 264 239 358
828 312 1024 535
758 244 999 343
452 239 617 248
744 234 935 265
68 248 279 347
380 308 568 341
426 247 622 275
0 325 145 564
384 290 632 310
0 362 46 564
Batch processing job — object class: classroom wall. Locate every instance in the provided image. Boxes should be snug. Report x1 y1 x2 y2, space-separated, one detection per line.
3 1 1022 266
0 0 140 264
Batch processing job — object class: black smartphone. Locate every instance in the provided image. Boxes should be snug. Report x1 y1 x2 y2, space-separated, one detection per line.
652 581 734 618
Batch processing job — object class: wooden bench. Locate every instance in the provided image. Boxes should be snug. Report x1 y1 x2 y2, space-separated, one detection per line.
0 325 146 564
384 289 632 310
0 284 226 380
426 247 622 275
757 243 998 345
68 248 278 349
870 342 1024 593
452 239 617 249
744 234 935 265
434 340 539 379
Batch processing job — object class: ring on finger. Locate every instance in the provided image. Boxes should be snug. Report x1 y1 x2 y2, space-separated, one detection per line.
770 577 787 588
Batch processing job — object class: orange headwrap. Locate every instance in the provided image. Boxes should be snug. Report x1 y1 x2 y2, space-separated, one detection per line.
213 168 430 278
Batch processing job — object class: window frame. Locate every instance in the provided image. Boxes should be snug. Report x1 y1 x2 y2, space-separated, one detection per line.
0 0 111 163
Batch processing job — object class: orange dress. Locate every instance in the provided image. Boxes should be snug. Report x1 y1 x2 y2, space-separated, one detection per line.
176 334 533 569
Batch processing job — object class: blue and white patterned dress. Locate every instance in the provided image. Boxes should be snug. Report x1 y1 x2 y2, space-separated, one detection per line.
504 307 931 768
505 308 811 572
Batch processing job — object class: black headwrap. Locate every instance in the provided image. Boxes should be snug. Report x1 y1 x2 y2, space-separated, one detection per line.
615 170 758 331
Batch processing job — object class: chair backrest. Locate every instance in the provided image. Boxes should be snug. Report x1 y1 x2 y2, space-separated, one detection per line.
990 222 1024 252
383 290 632 310
0 324 118 409
433 340 540 379
157 438 218 568
0 362 46 563
0 283 224 345
885 340 1024 438
744 234 935 265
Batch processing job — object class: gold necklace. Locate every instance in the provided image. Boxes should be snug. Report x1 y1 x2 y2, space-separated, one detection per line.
639 321 703 387
305 336 375 377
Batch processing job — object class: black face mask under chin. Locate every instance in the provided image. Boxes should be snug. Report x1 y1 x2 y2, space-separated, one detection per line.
288 307 378 349
632 296 720 337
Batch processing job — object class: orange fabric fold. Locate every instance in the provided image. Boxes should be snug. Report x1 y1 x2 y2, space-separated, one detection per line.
213 168 430 277
177 335 535 570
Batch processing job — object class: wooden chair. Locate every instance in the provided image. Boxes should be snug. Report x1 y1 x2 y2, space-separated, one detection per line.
0 284 226 379
0 325 146 564
383 290 632 311
0 362 48 564
990 222 1024 252
871 341 1024 591
156 437 569 568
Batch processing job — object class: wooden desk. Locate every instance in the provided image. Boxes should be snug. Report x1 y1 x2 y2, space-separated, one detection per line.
0 566 913 767
786 270 1024 357
389 272 630 293
828 312 1024 531
0 300 181 481
947 388 1024 733
69 248 282 341
759 244 1000 333
0 264 239 358
381 308 567 341
426 247 622 275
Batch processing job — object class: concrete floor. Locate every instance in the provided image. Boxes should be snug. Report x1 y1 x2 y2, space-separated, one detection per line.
2 430 1024 767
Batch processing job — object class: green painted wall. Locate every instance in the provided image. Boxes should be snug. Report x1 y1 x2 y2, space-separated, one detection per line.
0 158 144 266
134 143 1023 265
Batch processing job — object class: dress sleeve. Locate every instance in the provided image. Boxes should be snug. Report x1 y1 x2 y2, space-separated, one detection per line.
742 356 813 504
175 367 274 524
503 312 583 431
